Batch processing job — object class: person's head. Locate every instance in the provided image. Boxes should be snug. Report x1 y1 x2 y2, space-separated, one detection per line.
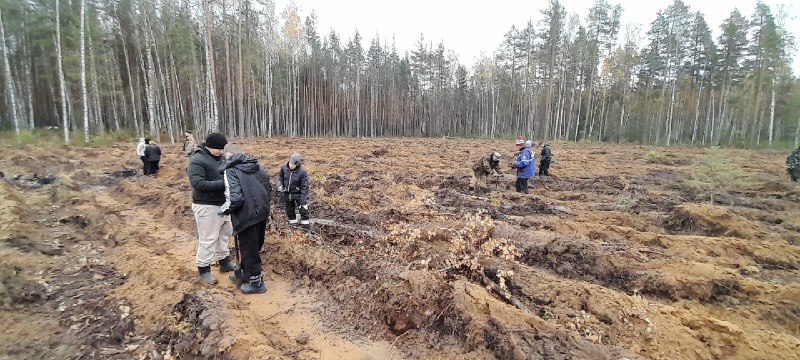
184 130 192 137
288 153 303 170
515 136 524 149
144 138 151 144
205 133 228 157
524 140 532 149
223 143 243 159
491 152 501 162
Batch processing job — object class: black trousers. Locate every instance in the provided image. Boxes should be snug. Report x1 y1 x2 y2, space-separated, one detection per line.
515 178 529 193
238 219 267 278
539 160 551 176
147 160 160 176
789 168 799 182
140 156 147 175
284 194 309 221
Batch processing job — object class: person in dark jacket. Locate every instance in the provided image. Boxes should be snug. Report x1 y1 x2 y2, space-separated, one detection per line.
218 144 271 294
187 133 235 284
788 147 800 182
277 153 309 226
539 144 552 176
469 152 502 195
513 140 535 193
144 141 162 176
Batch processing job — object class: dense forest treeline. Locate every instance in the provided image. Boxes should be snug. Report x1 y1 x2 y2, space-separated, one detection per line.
0 0 798 147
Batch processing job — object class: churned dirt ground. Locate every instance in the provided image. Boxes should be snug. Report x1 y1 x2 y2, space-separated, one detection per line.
0 137 798 359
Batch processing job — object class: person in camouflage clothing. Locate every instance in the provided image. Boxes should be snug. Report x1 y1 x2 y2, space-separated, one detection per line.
470 152 502 195
787 147 800 182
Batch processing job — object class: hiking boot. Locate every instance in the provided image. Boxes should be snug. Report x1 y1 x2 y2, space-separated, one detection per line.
288 219 299 225
240 274 267 294
198 267 218 285
218 257 236 273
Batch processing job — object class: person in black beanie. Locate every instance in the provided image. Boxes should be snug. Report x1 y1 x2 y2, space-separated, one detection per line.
144 140 162 176
187 132 236 284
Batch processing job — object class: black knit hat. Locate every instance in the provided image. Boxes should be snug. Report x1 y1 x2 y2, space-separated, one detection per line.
205 133 228 150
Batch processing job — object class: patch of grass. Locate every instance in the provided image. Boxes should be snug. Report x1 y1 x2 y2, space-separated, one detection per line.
0 129 138 148
613 194 639 211
684 148 748 204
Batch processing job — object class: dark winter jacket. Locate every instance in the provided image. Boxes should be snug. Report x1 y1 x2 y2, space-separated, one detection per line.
187 145 226 206
277 163 309 205
514 146 535 179
473 153 501 176
787 149 800 170
144 144 162 161
540 145 552 162
218 154 271 235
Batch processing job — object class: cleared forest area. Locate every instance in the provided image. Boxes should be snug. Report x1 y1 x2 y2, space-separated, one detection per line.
0 138 798 359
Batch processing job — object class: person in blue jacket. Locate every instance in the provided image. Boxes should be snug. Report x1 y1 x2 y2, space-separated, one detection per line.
513 140 535 193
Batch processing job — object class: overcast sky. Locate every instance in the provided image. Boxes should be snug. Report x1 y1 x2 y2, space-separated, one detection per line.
273 0 799 75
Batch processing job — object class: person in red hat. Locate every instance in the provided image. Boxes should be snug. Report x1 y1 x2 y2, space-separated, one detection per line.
514 136 524 151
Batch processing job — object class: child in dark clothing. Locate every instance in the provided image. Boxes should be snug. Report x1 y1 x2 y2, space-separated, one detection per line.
277 153 310 226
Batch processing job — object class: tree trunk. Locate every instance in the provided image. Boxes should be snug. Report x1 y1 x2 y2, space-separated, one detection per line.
55 0 69 143
691 79 703 145
204 0 219 132
768 76 776 147
79 0 89 142
0 9 20 139
144 21 158 137
236 1 245 137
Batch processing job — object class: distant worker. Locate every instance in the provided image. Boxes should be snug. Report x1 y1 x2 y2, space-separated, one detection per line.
188 133 235 285
136 138 147 175
277 153 310 227
183 130 197 157
144 140 162 176
539 143 552 176
787 147 800 182
218 144 271 294
469 152 502 195
512 140 535 193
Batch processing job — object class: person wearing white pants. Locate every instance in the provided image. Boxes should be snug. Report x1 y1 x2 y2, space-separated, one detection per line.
192 203 233 275
187 133 236 284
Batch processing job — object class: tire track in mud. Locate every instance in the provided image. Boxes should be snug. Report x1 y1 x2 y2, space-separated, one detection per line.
100 179 407 359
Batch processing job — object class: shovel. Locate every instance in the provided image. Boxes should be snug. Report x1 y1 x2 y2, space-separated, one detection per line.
231 235 244 288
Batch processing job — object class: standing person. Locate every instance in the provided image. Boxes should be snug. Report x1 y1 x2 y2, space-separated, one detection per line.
136 138 147 175
277 153 309 227
514 136 524 151
183 130 197 157
539 144 552 176
469 152 502 195
144 141 162 176
787 147 800 182
218 144 271 294
188 133 236 284
513 140 535 193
